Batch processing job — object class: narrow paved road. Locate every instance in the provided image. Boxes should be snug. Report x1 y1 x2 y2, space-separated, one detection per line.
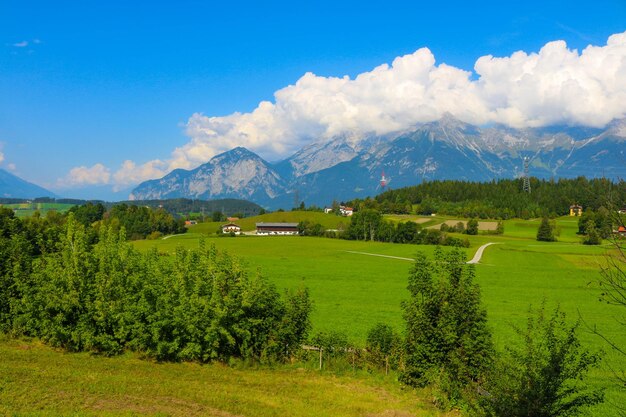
467 242 500 264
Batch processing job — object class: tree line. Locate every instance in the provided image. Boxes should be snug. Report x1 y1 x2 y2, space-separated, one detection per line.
298 209 473 247
346 177 626 218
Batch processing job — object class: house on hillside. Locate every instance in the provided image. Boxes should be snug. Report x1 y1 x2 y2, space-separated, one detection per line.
340 206 353 216
256 222 299 235
185 220 198 225
227 217 240 222
221 223 241 235
569 204 583 216
615 225 626 237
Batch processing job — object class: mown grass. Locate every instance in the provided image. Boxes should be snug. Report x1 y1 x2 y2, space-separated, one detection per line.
0 336 454 417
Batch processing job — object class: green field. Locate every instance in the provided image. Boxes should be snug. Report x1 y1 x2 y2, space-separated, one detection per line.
3 212 624 415
1 202 75 218
190 210 352 234
0 336 453 417
133 214 625 414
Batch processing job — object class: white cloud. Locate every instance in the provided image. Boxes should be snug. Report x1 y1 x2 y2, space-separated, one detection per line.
112 159 168 191
7 163 16 171
12 41 28 48
66 31 626 190
61 163 111 187
0 151 4 164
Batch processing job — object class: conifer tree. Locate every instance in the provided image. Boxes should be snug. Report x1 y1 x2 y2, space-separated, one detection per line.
537 217 556 242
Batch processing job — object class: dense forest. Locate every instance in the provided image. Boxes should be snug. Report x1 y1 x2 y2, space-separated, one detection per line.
346 177 626 219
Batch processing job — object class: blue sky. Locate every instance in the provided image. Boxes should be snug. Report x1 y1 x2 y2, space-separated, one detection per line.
1 1 625 199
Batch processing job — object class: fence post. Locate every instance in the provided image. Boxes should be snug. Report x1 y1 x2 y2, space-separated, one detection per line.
319 348 323 370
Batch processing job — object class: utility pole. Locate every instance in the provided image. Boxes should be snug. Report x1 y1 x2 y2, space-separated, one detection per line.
523 157 531 194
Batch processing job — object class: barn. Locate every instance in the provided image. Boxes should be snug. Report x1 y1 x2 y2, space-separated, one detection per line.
256 222 299 235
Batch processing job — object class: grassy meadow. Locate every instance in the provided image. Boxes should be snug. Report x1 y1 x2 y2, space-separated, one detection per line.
191 210 351 234
0 202 75 218
0 335 453 417
3 211 624 415
134 213 625 414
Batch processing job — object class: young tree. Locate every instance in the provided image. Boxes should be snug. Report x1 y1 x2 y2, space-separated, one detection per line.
477 304 604 417
466 218 479 235
402 248 493 401
582 220 602 245
537 217 557 242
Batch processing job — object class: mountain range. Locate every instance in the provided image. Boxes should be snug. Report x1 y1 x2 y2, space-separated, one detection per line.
0 169 56 199
130 114 626 209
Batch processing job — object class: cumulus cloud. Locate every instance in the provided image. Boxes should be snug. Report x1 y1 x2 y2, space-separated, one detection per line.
111 160 168 191
61 163 111 187
71 31 626 189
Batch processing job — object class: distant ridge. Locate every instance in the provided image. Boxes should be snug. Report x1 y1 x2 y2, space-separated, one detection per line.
0 169 56 199
131 116 626 209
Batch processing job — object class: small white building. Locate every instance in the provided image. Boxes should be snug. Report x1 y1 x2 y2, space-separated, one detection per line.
324 207 333 214
221 223 241 235
339 206 353 216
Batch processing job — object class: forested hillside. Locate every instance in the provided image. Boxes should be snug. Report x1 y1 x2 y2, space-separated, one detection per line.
350 177 626 218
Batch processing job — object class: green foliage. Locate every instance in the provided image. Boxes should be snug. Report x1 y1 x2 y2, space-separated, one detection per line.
401 248 493 402
366 323 395 357
495 220 504 235
477 304 604 417
466 218 479 235
366 323 403 372
537 217 557 242
345 210 467 247
2 214 312 363
347 209 383 241
68 202 106 226
297 220 325 236
103 204 186 240
578 208 612 239
582 220 602 245
353 177 626 218
212 210 225 222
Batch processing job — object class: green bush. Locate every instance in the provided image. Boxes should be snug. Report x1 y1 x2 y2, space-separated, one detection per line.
476 304 604 417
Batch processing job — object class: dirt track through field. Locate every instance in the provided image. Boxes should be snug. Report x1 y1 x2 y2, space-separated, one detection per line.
344 243 499 264
467 242 500 264
344 251 414 261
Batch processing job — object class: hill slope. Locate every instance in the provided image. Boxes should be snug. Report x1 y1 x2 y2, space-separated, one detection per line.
0 169 55 199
